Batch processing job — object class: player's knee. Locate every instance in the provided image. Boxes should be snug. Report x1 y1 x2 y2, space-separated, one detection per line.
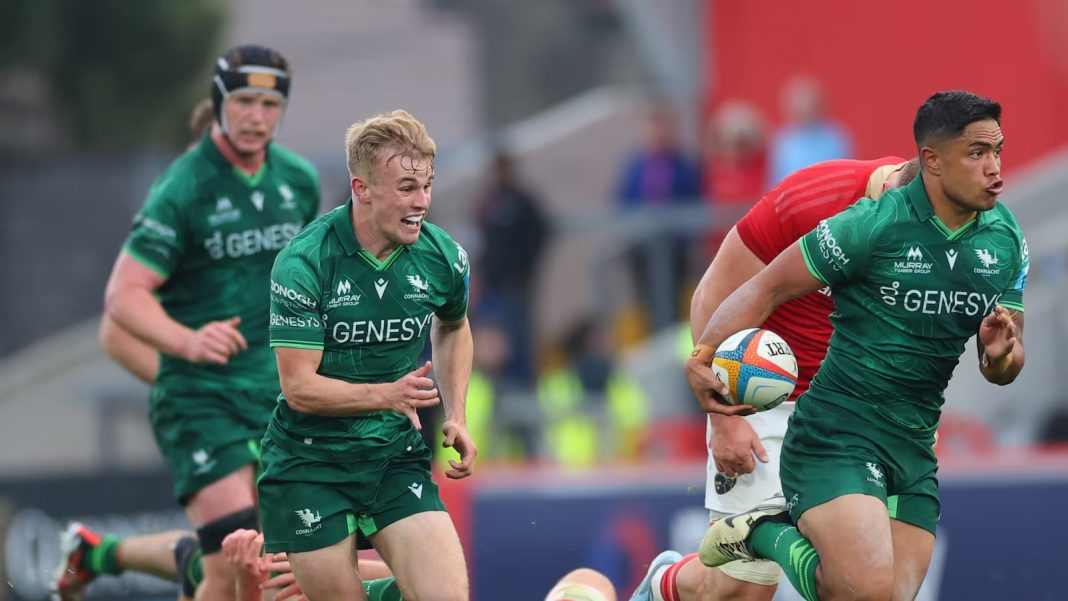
195 506 258 554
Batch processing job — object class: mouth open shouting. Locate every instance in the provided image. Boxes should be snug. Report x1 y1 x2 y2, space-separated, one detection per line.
401 213 425 233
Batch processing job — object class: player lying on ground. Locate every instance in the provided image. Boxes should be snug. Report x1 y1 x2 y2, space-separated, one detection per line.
222 529 617 601
51 522 393 601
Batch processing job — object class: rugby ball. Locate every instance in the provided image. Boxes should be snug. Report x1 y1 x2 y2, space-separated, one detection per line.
712 328 798 411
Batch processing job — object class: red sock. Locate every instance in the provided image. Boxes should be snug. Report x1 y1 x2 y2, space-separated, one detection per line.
658 553 698 601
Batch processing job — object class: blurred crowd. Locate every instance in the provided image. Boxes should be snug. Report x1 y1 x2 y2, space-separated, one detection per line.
447 75 858 470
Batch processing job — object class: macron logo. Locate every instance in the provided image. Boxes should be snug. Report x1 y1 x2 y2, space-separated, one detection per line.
408 482 424 499
375 278 389 299
906 246 923 261
337 279 352 295
946 249 958 270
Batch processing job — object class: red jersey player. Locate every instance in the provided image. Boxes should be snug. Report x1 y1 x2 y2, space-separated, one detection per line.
629 157 919 601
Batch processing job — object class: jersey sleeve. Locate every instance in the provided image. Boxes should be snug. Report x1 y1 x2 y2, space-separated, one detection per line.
735 188 791 263
269 248 325 350
797 197 876 286
999 236 1028 312
123 185 186 279
437 240 470 322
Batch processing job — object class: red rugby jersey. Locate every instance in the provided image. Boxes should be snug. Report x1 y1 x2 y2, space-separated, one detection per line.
734 157 906 400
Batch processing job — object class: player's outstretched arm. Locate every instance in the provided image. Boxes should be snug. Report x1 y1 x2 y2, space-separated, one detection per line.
221 530 311 601
978 307 1025 385
98 314 159 385
221 529 268 601
688 242 823 415
105 252 247 365
431 317 478 479
275 347 440 420
261 552 306 601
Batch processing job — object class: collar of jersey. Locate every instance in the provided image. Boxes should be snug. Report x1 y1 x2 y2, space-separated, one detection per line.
199 131 269 186
331 198 406 269
902 175 985 238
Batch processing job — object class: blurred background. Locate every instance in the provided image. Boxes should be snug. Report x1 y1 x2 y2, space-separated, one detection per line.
2 0 1068 599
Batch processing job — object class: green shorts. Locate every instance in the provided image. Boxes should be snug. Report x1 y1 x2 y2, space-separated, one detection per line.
780 390 940 534
149 386 278 503
257 434 446 553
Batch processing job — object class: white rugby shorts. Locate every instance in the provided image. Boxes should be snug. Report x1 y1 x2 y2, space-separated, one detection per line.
705 401 794 515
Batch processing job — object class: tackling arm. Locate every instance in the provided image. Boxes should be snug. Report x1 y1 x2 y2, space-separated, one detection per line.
688 242 824 414
690 227 768 437
689 227 767 344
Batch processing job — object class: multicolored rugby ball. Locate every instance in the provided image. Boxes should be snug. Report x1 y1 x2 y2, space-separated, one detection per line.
712 328 798 411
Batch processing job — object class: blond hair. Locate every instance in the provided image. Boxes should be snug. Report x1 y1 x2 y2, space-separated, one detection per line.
188 98 215 141
345 110 436 181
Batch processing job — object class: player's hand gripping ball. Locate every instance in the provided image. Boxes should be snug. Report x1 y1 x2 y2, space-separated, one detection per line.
712 328 798 411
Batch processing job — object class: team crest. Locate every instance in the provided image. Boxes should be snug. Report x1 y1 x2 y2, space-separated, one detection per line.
974 248 1001 275
406 275 429 292
404 274 430 300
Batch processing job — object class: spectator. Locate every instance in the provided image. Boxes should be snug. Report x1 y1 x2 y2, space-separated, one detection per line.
614 105 702 330
704 100 768 204
537 318 647 466
617 104 702 206
769 75 852 185
474 150 551 385
701 100 768 260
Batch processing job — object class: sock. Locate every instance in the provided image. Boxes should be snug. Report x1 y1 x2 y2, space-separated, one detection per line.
82 535 123 576
364 577 403 601
654 553 697 601
750 522 820 601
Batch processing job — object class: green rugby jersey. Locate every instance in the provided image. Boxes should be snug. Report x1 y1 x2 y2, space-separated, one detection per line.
124 133 320 391
799 175 1028 429
268 201 470 460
